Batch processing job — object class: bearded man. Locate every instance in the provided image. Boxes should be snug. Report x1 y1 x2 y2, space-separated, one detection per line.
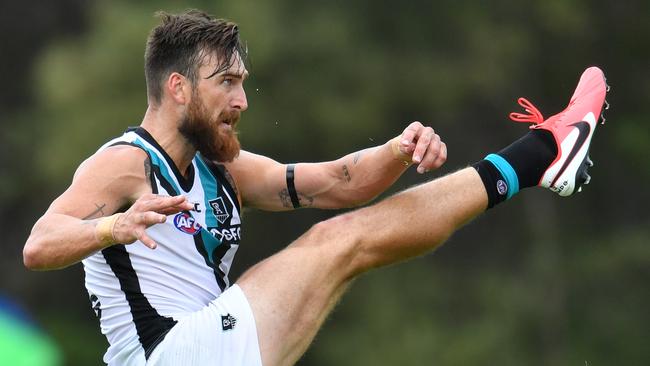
23 10 608 366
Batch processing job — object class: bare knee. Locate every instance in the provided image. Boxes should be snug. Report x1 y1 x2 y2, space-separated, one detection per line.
292 213 366 280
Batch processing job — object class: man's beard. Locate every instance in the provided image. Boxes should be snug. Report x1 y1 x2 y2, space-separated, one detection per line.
178 94 241 162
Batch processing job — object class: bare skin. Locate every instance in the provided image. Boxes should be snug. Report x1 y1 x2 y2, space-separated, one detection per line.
23 145 194 269
238 168 487 366
23 52 446 271
23 50 453 366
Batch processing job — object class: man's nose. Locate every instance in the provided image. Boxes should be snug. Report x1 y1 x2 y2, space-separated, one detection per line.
232 86 248 111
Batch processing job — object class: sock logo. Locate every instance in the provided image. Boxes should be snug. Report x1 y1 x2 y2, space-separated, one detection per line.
496 179 508 195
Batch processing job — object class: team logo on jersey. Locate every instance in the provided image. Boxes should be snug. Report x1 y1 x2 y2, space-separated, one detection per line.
209 197 230 224
221 313 237 331
173 212 201 235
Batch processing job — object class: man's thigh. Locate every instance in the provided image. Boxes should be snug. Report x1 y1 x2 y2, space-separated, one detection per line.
238 217 358 366
147 285 263 366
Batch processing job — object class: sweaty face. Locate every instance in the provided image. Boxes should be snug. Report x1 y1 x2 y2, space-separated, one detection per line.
178 88 241 162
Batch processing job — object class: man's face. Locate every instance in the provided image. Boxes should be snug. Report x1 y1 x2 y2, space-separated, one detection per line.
178 52 248 162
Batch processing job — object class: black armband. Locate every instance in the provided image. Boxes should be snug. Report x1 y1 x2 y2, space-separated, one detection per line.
286 164 301 209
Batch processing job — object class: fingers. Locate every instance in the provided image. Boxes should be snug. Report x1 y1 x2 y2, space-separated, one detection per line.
411 126 436 165
417 139 447 173
421 141 447 172
139 211 167 226
122 213 162 249
138 194 193 213
114 194 192 249
396 121 447 174
157 204 192 215
135 228 157 250
398 121 424 155
416 132 440 173
434 142 447 169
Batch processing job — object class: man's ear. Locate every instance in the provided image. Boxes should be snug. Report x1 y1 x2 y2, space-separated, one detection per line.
165 72 191 105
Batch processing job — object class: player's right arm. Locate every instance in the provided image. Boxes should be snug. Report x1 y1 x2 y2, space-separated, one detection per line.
23 146 193 271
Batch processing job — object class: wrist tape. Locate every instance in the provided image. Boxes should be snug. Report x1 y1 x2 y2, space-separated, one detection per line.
95 213 122 246
390 137 412 166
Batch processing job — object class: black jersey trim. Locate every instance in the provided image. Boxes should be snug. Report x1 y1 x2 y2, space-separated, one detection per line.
212 241 232 289
193 233 228 291
149 152 230 289
151 164 179 197
102 245 177 359
197 156 240 291
107 141 158 193
200 156 241 213
128 127 195 192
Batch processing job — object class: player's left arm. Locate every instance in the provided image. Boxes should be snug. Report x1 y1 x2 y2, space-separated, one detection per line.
225 121 446 211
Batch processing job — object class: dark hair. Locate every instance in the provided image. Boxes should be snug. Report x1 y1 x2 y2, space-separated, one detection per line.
144 9 248 104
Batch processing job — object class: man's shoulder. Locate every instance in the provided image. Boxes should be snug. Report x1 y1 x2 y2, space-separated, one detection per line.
79 144 149 174
74 144 151 200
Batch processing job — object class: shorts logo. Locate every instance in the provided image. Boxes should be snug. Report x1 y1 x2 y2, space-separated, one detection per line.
89 294 102 319
221 314 237 331
209 197 230 224
173 212 201 235
496 179 508 196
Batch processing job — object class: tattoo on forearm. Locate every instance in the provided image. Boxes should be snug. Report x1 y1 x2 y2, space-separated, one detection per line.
82 203 107 220
279 189 314 208
279 189 292 208
300 192 314 207
342 164 352 182
353 151 364 165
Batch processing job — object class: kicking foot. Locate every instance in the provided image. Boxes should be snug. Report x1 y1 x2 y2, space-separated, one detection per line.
509 66 610 196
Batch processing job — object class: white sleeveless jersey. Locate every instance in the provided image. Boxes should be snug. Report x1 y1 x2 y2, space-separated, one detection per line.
82 127 243 365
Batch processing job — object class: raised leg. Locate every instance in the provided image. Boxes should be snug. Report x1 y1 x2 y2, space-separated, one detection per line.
237 66 609 366
237 168 487 366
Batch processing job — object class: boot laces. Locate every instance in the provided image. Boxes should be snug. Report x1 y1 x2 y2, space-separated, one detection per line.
509 97 544 124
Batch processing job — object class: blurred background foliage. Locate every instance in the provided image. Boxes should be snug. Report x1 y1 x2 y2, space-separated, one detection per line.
1 0 648 365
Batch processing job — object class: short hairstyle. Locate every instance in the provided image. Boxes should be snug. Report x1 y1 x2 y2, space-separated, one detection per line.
144 9 248 104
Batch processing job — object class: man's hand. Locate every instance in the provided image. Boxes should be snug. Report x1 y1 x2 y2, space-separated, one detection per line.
112 194 193 249
393 121 447 174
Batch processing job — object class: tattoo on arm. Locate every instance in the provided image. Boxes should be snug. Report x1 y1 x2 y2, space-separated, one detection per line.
279 189 292 208
279 189 314 209
353 151 364 165
342 164 352 182
143 157 152 188
82 203 107 220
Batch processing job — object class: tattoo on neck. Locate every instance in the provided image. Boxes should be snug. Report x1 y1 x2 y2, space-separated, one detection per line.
342 164 352 182
83 203 107 220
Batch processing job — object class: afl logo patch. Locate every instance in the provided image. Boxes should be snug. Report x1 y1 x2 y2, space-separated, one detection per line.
173 212 201 235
